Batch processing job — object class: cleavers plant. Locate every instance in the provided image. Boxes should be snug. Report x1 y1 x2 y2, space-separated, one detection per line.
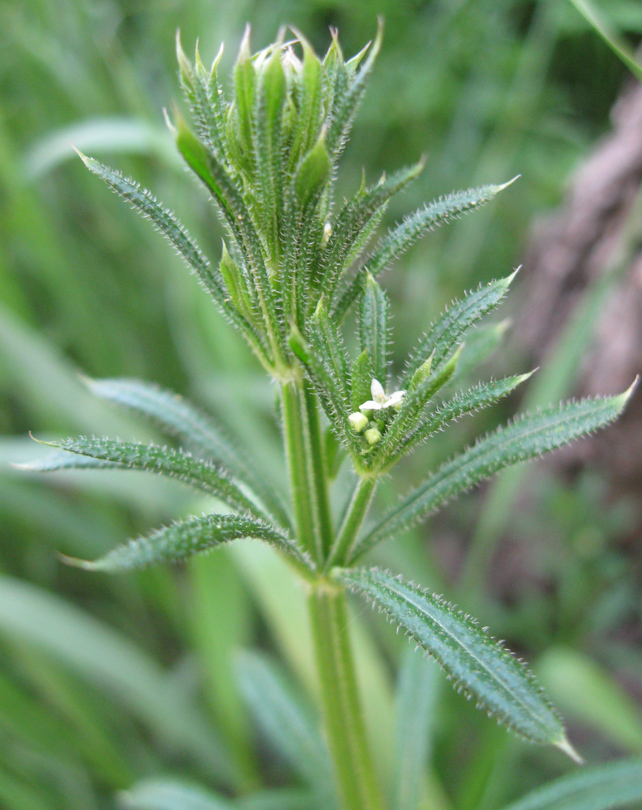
26 22 638 810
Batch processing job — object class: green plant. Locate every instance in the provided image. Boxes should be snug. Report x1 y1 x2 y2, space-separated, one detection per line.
23 22 640 810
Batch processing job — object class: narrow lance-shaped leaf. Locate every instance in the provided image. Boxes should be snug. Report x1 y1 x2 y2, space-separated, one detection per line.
77 153 222 301
401 270 517 387
498 758 642 810
293 131 331 213
448 319 511 387
325 18 383 157
282 133 332 326
331 180 517 323
196 41 229 158
360 273 388 384
309 299 351 404
176 32 227 163
322 158 425 305
232 26 257 176
388 372 534 466
374 345 463 468
64 514 312 574
219 241 257 323
83 377 292 530
254 38 287 259
26 436 262 516
352 384 635 562
334 567 575 755
175 116 282 349
351 350 374 413
288 326 360 458
77 153 268 364
369 179 519 278
287 32 324 172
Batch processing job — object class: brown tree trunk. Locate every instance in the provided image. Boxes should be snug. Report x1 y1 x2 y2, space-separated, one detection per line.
517 76 642 497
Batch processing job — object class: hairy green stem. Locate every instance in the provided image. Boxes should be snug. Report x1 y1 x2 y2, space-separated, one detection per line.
281 379 334 564
326 476 376 569
302 381 334 560
281 380 318 563
308 584 385 810
282 376 382 809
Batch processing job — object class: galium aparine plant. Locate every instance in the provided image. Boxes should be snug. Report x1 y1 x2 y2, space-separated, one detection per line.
24 21 637 810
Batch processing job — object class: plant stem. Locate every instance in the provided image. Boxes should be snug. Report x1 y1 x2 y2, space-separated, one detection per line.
281 377 382 809
326 476 376 569
302 381 334 559
281 379 333 564
308 583 385 810
281 380 318 563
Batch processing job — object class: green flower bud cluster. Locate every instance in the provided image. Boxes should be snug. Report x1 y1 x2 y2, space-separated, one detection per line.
349 378 406 449
172 23 383 375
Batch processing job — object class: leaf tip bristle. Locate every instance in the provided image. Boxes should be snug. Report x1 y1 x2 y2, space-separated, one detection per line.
162 107 177 137
10 460 35 471
57 551 100 571
555 734 584 765
70 144 91 167
27 431 49 447
497 174 521 192
622 375 639 404
507 265 522 283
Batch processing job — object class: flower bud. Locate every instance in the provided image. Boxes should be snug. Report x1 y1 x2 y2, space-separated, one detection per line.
349 412 368 433
364 427 382 446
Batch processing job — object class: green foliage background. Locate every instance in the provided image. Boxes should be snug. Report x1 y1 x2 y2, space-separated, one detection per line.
1 1 641 809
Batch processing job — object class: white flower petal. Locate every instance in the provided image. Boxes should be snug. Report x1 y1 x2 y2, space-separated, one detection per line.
370 379 385 402
385 390 406 407
359 400 383 412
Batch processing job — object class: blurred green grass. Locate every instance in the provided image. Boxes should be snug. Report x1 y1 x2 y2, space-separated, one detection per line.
1 1 641 808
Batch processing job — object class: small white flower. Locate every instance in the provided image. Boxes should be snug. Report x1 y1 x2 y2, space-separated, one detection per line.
359 379 406 412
